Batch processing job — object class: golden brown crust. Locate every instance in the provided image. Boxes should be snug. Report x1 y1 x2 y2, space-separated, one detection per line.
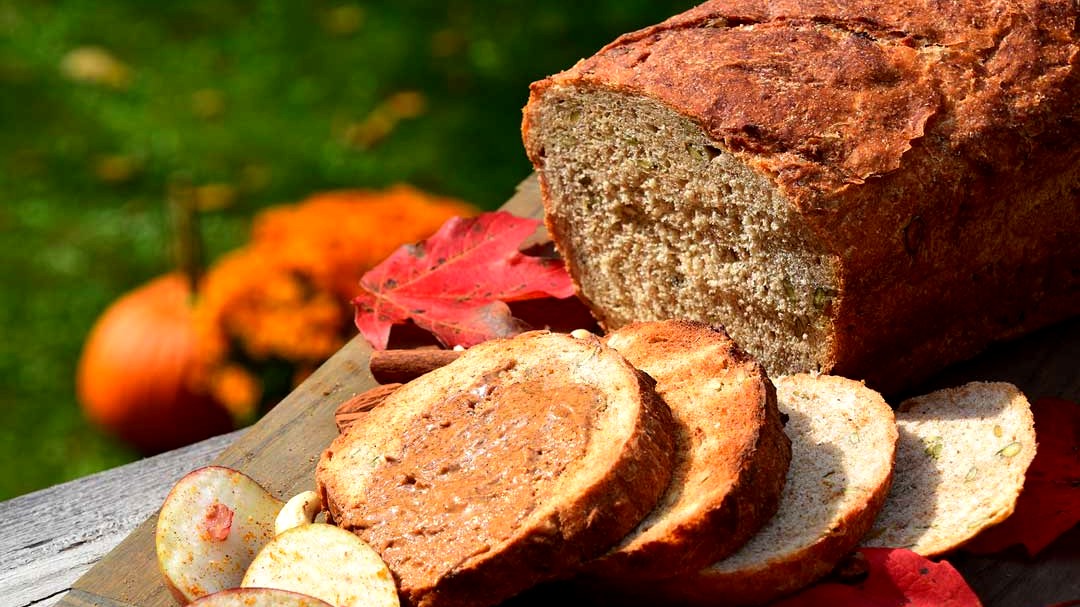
523 0 1080 394
612 374 897 607
316 331 676 607
674 462 892 606
585 320 790 579
529 0 1078 203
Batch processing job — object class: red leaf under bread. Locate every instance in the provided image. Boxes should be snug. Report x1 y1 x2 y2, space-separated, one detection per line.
772 548 981 607
965 397 1080 557
353 212 576 350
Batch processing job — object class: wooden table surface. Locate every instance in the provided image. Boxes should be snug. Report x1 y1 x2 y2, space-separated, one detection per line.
2 177 1078 607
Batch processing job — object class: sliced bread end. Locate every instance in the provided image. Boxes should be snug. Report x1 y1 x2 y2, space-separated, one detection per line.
585 320 791 579
863 381 1036 557
644 373 898 606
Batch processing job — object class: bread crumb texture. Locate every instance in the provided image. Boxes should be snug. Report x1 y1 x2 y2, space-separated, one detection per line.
641 373 896 606
864 381 1036 556
528 85 837 374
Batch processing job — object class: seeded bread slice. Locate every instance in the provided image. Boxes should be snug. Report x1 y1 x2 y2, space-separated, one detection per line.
316 331 676 607
863 381 1036 557
584 320 790 579
642 373 897 606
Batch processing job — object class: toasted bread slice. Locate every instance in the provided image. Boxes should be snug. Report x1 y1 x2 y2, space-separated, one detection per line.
643 374 897 606
584 320 790 579
316 331 676 607
863 381 1036 557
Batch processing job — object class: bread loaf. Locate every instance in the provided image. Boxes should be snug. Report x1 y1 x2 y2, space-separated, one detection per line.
316 331 676 607
863 381 1036 556
522 0 1080 394
587 320 790 579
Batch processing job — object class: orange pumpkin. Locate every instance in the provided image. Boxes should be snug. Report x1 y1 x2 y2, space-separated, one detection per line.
76 273 233 454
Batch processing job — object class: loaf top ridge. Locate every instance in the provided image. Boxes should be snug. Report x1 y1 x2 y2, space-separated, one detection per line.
526 0 1079 203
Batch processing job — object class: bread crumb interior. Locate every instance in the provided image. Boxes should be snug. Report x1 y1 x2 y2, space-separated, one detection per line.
532 86 839 374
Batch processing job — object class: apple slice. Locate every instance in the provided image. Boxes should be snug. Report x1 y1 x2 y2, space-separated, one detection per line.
188 588 334 607
156 465 284 602
242 523 400 607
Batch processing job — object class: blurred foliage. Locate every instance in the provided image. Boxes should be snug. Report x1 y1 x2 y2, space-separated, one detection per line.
194 187 475 423
0 0 696 499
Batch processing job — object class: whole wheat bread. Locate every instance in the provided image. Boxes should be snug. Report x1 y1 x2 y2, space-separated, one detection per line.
626 373 897 606
863 381 1036 557
316 331 676 607
584 320 791 579
522 0 1080 394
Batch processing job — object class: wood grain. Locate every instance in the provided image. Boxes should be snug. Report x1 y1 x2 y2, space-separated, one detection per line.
38 174 1080 607
0 431 236 607
57 334 376 607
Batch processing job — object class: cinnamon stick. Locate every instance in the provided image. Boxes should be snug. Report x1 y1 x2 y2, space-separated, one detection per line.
369 349 462 384
334 383 402 432
336 349 465 432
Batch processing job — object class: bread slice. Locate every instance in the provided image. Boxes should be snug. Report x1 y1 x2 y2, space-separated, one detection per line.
584 320 790 579
522 1 1080 395
316 331 676 607
863 381 1036 557
640 374 897 606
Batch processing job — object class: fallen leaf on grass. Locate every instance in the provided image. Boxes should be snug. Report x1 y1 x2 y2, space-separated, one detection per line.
353 212 576 349
60 46 131 89
772 548 982 607
965 397 1080 557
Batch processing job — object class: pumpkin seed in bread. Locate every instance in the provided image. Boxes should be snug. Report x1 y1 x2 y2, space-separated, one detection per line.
864 381 1036 557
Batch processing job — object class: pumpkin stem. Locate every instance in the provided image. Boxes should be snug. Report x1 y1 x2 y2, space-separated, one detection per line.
168 176 204 298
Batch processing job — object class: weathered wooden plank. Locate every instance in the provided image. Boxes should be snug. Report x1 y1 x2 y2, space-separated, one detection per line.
57 334 376 607
502 174 543 219
52 588 136 607
953 524 1080 606
0 430 237 607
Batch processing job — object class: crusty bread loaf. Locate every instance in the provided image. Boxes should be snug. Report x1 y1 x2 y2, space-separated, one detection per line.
316 331 676 607
522 0 1080 394
863 381 1036 557
629 373 897 606
584 320 790 579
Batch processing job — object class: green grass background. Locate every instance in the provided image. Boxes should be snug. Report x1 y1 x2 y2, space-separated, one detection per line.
0 1 697 499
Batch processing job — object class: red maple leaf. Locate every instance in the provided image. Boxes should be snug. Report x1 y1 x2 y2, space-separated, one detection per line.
964 397 1080 557
772 548 982 607
353 211 577 350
